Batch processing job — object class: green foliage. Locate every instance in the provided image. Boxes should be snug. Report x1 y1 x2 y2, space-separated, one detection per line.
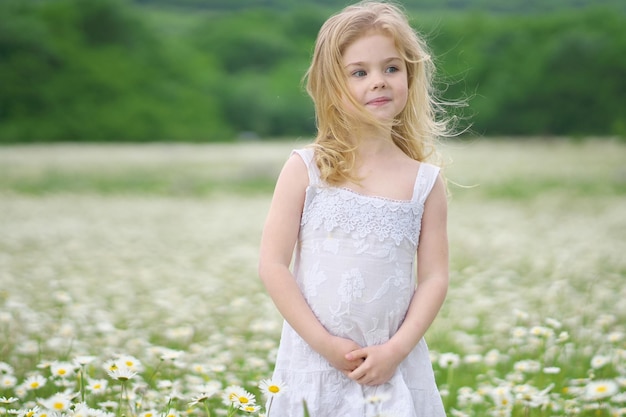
0 0 625 142
0 0 231 142
421 9 626 137
133 0 626 14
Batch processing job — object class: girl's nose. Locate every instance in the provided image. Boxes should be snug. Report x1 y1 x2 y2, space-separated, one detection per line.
371 74 386 90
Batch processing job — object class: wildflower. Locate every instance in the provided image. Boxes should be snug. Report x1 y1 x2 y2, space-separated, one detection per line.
188 392 214 406
490 385 513 408
50 361 76 378
106 367 137 382
190 363 208 374
438 353 461 368
70 402 93 417
97 400 118 410
23 375 46 391
1 375 17 389
513 309 529 321
463 354 482 365
139 409 158 417
556 331 569 343
529 326 554 338
513 360 541 374
608 331 624 343
543 366 561 374
38 393 71 412
259 379 287 398
19 406 39 417
222 385 255 407
0 397 18 404
590 355 611 369
545 317 562 329
86 378 108 394
73 356 97 367
116 355 143 372
584 379 619 400
159 348 184 362
611 392 626 404
194 380 222 395
0 362 15 374
456 387 484 407
240 404 261 413
484 349 503 367
510 326 527 340
514 383 554 408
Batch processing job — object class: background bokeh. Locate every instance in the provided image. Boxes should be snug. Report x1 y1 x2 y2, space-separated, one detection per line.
1 0 625 142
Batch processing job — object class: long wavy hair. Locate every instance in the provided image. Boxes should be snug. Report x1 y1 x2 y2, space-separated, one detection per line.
305 1 453 185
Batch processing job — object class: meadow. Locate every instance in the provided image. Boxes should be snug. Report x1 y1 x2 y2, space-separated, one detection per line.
0 139 625 416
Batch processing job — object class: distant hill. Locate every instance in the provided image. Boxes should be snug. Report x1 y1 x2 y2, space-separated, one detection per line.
133 0 626 14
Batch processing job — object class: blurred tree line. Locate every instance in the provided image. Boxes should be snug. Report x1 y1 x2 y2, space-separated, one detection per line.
1 0 625 142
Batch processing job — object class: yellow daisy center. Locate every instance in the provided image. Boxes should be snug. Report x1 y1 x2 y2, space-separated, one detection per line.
239 396 249 404
269 385 280 393
53 402 64 410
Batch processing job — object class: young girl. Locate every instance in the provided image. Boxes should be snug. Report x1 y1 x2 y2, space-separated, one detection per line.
259 1 451 415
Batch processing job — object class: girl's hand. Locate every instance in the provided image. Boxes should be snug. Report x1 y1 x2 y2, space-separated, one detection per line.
345 343 403 386
319 336 364 375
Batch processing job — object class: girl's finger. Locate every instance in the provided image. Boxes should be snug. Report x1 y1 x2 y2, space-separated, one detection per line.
345 349 368 361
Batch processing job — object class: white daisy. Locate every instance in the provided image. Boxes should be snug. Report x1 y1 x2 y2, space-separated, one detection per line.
0 397 18 404
222 385 255 407
239 404 261 413
50 362 76 378
259 379 287 398
38 393 71 412
23 375 46 391
107 367 137 382
86 378 108 394
1 375 17 389
590 354 611 369
438 352 461 368
584 379 619 400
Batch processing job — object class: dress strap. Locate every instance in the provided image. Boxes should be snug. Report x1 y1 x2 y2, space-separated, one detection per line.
291 148 320 185
412 163 440 205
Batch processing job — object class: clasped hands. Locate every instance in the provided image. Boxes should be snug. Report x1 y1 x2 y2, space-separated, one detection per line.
322 336 403 386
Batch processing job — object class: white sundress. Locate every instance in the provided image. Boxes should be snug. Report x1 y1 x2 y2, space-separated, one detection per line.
269 148 446 417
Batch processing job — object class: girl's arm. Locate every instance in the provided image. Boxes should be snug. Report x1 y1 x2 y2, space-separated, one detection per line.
346 174 449 386
259 153 363 374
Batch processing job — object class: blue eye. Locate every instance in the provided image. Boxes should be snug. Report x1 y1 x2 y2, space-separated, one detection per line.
386 66 400 73
352 70 367 77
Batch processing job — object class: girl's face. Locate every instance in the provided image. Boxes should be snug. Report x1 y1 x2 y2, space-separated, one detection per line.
342 32 408 122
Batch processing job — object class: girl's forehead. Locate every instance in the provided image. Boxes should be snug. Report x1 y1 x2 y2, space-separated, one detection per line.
342 32 400 60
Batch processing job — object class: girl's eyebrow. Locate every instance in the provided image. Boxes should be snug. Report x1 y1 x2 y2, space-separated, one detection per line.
344 56 402 68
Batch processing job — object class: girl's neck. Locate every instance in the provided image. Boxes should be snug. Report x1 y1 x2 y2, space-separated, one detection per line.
351 126 396 159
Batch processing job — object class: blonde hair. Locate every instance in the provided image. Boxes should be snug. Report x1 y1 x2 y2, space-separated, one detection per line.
305 0 452 185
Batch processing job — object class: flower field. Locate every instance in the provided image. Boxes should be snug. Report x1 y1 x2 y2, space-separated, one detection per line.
0 139 625 416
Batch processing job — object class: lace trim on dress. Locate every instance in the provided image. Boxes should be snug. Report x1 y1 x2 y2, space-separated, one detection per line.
301 185 425 246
